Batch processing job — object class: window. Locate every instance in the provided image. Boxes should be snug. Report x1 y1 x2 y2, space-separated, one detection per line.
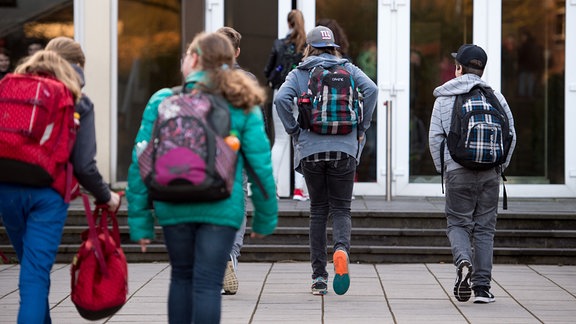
0 0 73 75
116 0 181 181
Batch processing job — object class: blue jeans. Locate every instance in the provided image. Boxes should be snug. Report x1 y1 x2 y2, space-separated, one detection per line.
0 184 69 324
301 156 355 280
445 168 500 288
162 222 236 324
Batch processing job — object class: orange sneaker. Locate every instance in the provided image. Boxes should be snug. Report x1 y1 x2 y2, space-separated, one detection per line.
332 249 350 295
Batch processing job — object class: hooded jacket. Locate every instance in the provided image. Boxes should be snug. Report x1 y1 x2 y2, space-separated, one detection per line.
126 71 278 242
428 73 517 174
70 65 111 203
273 53 378 171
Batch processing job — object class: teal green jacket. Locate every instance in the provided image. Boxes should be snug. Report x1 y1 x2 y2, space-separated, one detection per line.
126 72 278 242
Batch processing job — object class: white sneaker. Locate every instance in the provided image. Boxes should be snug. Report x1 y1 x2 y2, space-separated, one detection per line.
222 257 238 295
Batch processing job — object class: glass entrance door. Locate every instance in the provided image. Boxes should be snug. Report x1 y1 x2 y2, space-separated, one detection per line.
408 0 473 183
313 0 383 196
406 0 567 186
500 0 565 185
315 0 379 184
401 0 576 197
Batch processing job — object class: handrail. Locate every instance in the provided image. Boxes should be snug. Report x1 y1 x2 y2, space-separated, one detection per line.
385 99 392 201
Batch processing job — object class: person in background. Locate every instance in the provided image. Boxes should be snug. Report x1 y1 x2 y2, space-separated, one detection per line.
0 48 11 79
274 26 378 296
356 41 376 82
126 32 278 323
45 36 120 210
263 9 309 201
517 30 543 98
428 44 516 304
27 39 44 56
316 18 351 61
215 26 254 295
0 50 120 324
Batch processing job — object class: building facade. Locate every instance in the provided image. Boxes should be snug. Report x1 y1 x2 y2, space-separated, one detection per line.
1 0 574 198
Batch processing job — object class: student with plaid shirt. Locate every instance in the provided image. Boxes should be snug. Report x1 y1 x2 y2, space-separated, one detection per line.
274 26 377 296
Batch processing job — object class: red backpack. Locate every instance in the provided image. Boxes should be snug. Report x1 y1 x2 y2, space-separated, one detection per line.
0 73 78 201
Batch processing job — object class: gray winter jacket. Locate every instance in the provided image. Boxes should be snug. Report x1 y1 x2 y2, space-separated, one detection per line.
428 73 517 174
274 53 378 172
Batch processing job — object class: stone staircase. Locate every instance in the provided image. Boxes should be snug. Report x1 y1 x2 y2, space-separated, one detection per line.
1 197 576 265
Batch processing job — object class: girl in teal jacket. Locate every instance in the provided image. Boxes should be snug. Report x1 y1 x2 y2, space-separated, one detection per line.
126 32 277 324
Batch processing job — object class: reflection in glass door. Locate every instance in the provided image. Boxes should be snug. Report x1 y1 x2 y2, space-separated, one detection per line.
408 0 473 183
316 0 378 182
501 0 565 184
116 0 181 181
0 1 73 70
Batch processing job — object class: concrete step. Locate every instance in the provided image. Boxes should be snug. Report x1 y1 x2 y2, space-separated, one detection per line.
59 210 576 230
6 225 574 249
2 226 576 264
2 197 576 265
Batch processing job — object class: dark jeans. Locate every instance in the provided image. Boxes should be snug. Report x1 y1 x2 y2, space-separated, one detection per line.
301 156 356 280
162 222 236 324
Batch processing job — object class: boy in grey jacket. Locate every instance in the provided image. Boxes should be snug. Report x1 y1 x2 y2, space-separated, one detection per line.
429 44 516 304
274 26 378 296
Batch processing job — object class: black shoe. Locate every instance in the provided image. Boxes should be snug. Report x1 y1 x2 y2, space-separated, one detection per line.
473 286 495 303
454 260 472 302
311 277 327 295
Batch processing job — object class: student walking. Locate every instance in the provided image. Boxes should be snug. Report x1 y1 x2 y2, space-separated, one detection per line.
274 26 378 296
215 26 254 295
126 32 277 323
45 37 120 209
0 50 120 324
263 9 308 200
428 44 516 304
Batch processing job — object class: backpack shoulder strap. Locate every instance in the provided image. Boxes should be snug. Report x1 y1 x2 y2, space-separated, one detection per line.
450 93 464 131
472 85 509 124
204 92 231 137
306 65 324 95
239 149 268 200
171 85 183 95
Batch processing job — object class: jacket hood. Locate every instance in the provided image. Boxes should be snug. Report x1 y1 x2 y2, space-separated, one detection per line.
297 53 349 70
433 73 488 98
72 64 85 88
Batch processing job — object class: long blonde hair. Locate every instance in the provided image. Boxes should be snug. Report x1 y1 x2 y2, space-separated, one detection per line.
14 50 81 102
188 32 266 111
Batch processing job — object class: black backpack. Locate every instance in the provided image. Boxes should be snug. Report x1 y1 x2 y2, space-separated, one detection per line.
267 42 302 89
446 85 513 170
440 84 513 209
